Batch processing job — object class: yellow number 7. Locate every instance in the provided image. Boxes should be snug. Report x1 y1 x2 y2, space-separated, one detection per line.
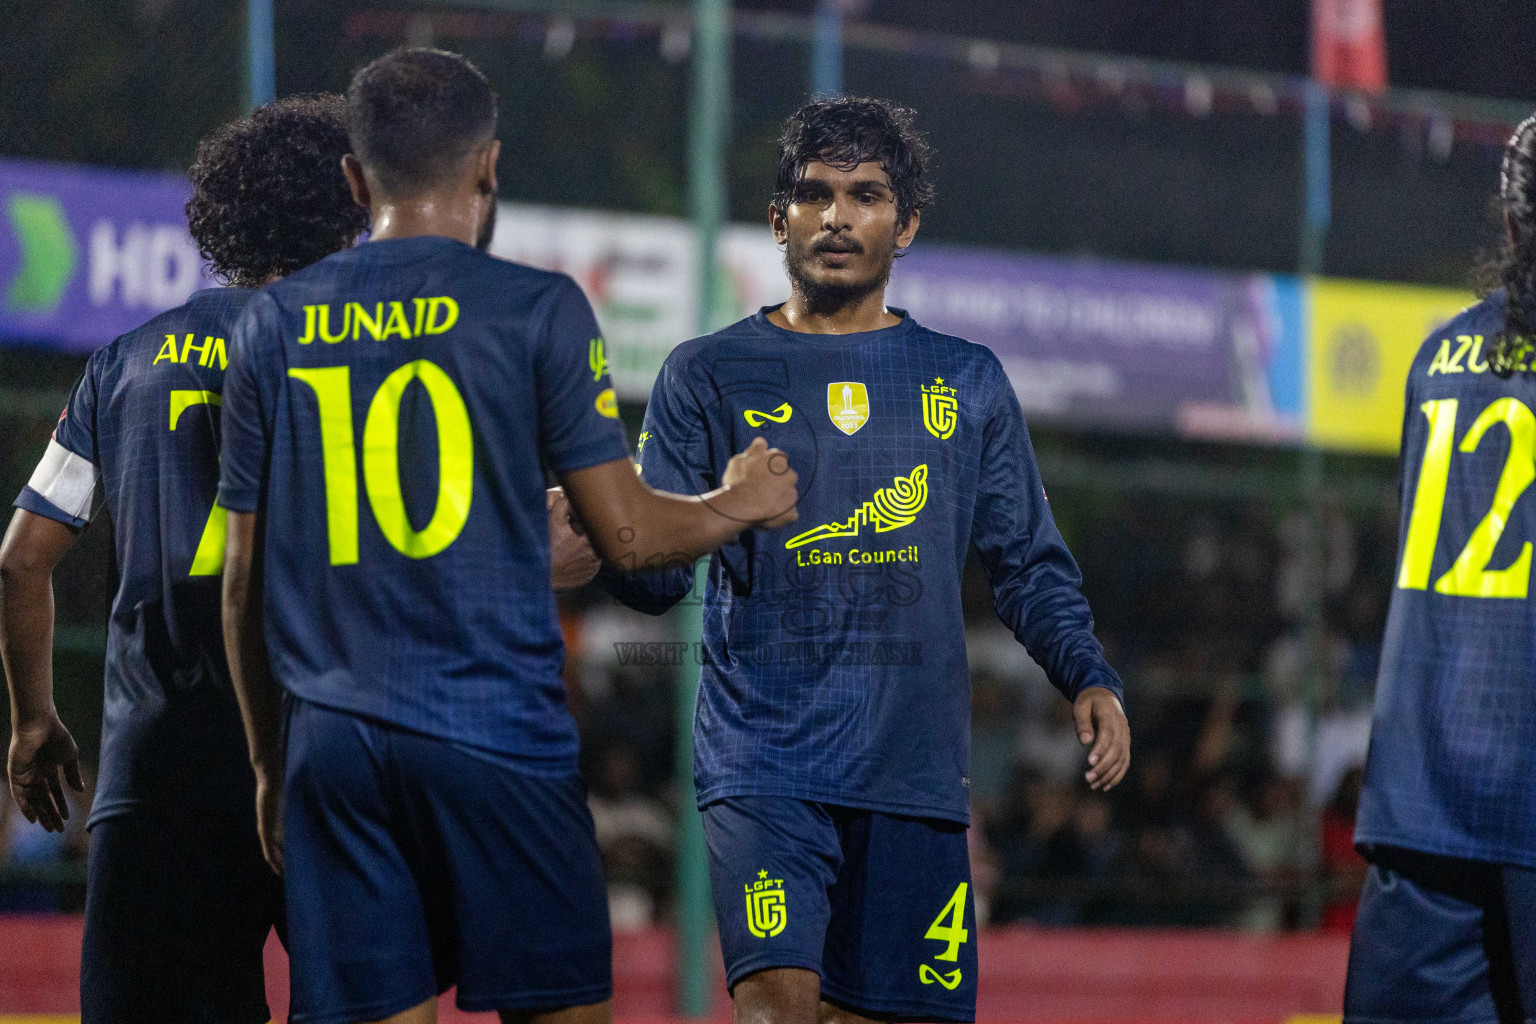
169 389 227 577
1398 397 1535 599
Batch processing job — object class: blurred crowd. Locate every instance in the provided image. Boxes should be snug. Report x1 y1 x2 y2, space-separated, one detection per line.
1 492 1393 933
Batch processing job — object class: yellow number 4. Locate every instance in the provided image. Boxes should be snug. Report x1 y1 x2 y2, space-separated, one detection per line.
924 883 969 963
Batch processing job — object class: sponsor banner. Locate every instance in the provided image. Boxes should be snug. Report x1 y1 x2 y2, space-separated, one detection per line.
0 158 213 351
487 206 788 398
1307 278 1472 453
0 156 1475 456
887 246 1305 441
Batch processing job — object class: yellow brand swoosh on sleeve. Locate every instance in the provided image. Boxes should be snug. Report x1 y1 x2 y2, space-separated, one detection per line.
743 403 793 427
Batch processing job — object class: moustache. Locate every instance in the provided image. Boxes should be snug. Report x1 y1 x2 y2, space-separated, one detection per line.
812 236 864 255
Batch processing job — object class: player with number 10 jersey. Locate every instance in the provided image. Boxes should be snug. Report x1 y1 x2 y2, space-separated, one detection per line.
1346 114 1536 1024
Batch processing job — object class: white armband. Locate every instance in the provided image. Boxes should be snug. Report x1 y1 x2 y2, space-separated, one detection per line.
26 440 97 521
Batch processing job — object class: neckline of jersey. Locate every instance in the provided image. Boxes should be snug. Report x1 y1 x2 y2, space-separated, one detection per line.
355 234 477 264
750 304 918 347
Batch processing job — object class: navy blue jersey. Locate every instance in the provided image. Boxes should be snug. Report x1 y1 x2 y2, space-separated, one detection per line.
1357 292 1536 867
605 308 1122 824
218 236 629 767
14 287 257 827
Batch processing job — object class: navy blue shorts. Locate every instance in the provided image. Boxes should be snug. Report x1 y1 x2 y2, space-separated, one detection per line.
703 796 976 1023
1345 848 1536 1024
82 810 282 1024
283 697 613 1024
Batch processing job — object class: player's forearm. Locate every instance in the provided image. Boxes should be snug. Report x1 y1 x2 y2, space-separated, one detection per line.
221 511 284 773
560 461 747 570
0 512 75 727
994 562 1123 702
602 487 746 569
0 560 56 727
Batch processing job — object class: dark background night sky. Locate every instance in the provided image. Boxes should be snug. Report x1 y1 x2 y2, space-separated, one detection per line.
743 0 1536 100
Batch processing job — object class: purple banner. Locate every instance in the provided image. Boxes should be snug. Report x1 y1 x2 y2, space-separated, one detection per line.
0 158 213 352
888 246 1304 441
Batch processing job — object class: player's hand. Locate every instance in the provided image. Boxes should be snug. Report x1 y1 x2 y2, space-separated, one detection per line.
254 768 284 876
722 437 799 530
1074 686 1129 792
7 712 84 833
547 486 601 589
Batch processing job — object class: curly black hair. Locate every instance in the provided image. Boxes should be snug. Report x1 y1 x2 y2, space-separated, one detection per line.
186 94 367 288
347 48 497 194
1474 113 1536 375
772 97 935 228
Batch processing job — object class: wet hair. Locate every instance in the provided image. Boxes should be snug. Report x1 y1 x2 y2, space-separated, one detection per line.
186 94 367 288
1475 114 1536 375
771 97 934 229
347 47 497 194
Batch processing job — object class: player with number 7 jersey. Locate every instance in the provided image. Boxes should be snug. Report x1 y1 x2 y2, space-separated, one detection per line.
1345 114 1536 1024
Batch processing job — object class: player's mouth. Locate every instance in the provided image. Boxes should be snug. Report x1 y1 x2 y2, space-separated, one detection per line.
814 238 862 267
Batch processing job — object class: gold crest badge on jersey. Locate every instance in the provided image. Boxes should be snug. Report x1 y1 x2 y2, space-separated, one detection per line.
921 377 958 440
827 382 869 435
745 870 786 938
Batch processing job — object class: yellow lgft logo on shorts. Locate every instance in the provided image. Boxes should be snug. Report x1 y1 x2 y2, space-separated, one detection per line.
745 870 786 938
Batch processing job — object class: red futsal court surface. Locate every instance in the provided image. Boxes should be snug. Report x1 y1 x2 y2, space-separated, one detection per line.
0 916 1346 1024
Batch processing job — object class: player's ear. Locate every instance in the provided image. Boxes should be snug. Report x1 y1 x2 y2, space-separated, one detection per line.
769 203 789 246
476 140 500 198
896 207 920 250
341 154 370 212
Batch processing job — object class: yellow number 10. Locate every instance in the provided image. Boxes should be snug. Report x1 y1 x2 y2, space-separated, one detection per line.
1398 397 1535 599
289 360 474 565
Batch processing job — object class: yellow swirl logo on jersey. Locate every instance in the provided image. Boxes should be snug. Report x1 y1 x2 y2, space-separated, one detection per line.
743 402 793 427
785 465 928 549
745 870 786 938
594 388 619 419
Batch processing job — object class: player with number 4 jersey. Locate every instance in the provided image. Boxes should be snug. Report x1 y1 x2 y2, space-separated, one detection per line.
603 100 1128 1024
1346 114 1536 1024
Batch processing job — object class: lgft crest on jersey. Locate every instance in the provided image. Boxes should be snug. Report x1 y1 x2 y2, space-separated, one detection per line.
828 382 869 435
922 377 958 440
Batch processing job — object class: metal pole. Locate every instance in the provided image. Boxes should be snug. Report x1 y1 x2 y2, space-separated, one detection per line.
672 561 712 1018
1298 77 1330 928
811 0 844 98
1300 81 1331 275
247 0 276 109
676 0 730 1015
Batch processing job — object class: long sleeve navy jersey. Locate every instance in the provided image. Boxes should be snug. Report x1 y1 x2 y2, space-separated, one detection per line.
602 307 1123 824
1356 291 1536 866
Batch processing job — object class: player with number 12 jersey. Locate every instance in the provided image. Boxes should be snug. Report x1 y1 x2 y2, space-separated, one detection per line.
1346 114 1536 1024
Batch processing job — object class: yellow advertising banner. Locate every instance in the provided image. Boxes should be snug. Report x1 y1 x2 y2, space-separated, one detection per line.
1307 279 1473 453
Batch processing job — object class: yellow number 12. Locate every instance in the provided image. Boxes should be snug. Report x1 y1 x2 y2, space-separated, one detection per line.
1398 397 1535 599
